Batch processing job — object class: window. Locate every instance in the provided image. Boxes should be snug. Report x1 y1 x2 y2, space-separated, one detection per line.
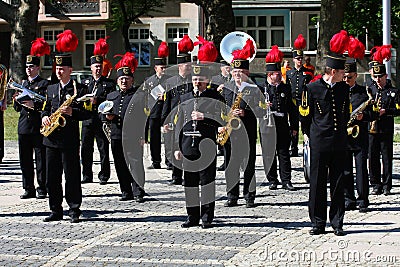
308 14 318 51
129 27 150 66
235 15 285 49
42 28 64 68
166 26 189 65
84 28 106 67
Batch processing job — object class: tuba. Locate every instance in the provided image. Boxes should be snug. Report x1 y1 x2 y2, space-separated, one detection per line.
0 64 8 102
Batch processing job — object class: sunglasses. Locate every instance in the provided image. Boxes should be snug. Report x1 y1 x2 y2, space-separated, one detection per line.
344 76 353 79
26 65 36 69
373 74 385 78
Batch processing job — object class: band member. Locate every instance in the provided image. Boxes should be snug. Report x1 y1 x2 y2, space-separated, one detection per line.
81 38 115 184
162 35 194 185
343 56 372 212
263 46 297 191
41 29 90 223
303 55 315 77
286 34 312 157
14 39 49 199
220 39 259 208
144 42 171 169
368 45 400 196
301 30 350 236
106 52 146 202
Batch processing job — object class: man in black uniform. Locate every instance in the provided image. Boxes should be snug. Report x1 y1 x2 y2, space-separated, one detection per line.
161 53 193 185
144 42 171 169
221 57 260 208
286 44 312 157
368 59 400 196
263 48 297 191
106 61 146 202
343 60 371 212
301 50 349 236
41 53 90 223
175 63 225 228
81 55 115 184
14 53 49 199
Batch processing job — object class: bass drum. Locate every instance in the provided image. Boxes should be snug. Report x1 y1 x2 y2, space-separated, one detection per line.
303 139 310 183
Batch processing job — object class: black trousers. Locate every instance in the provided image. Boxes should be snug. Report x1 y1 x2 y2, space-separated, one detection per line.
46 146 82 216
0 110 3 161
369 133 393 191
81 122 110 180
183 156 216 224
19 134 46 193
164 129 182 180
149 117 162 164
225 131 257 201
290 131 299 154
309 150 345 229
111 139 144 197
343 148 369 208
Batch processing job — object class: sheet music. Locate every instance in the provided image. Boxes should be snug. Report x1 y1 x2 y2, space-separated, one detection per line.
150 85 165 100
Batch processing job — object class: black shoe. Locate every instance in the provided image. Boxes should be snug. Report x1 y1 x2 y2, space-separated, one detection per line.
81 176 93 183
147 163 161 169
309 227 326 235
383 189 391 196
217 164 226 171
345 203 357 211
290 151 299 157
371 188 383 195
217 150 224 156
282 182 296 191
181 220 199 228
333 228 345 236
43 213 63 222
20 190 36 199
70 214 80 223
269 182 278 190
224 199 238 207
359 206 369 213
201 222 213 229
134 196 144 203
246 200 256 208
36 193 47 199
119 193 134 201
168 178 182 185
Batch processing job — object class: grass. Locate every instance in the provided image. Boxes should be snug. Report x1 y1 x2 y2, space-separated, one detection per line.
4 107 18 140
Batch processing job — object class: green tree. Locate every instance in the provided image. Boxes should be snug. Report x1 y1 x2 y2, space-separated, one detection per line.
108 0 165 52
0 0 40 81
185 0 235 57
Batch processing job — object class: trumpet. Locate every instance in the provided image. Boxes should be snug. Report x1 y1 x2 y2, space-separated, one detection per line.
8 79 46 109
347 97 373 138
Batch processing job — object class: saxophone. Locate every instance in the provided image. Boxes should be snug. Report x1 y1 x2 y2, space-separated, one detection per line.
40 81 78 137
369 93 381 134
216 92 242 145
347 97 373 138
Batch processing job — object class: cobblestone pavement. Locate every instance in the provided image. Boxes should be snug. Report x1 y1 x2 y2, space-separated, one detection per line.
0 140 399 266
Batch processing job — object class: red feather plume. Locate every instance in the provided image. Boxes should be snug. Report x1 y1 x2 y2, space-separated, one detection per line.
372 45 392 63
348 36 365 59
102 59 113 77
265 45 284 63
294 34 306 50
178 35 194 54
310 74 322 83
30 38 50 57
232 39 256 60
93 36 110 56
194 35 218 63
56 30 78 53
329 30 349 54
158 41 169 58
114 52 138 73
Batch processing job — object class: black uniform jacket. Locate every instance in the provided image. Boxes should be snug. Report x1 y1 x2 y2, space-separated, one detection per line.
300 78 350 152
175 89 225 157
286 66 312 105
14 76 49 135
42 80 90 148
211 74 231 87
81 75 116 126
143 73 172 119
368 81 400 134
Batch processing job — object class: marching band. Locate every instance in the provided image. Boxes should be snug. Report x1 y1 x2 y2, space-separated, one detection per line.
1 30 399 235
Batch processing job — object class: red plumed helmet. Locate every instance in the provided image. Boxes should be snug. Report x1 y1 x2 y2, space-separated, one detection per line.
348 36 365 59
93 36 110 56
329 30 349 54
372 45 392 63
30 38 50 57
114 52 138 73
265 45 284 63
56 30 79 53
102 58 113 77
310 74 322 83
194 35 218 63
294 34 306 50
232 39 256 60
158 41 169 58
178 35 194 54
